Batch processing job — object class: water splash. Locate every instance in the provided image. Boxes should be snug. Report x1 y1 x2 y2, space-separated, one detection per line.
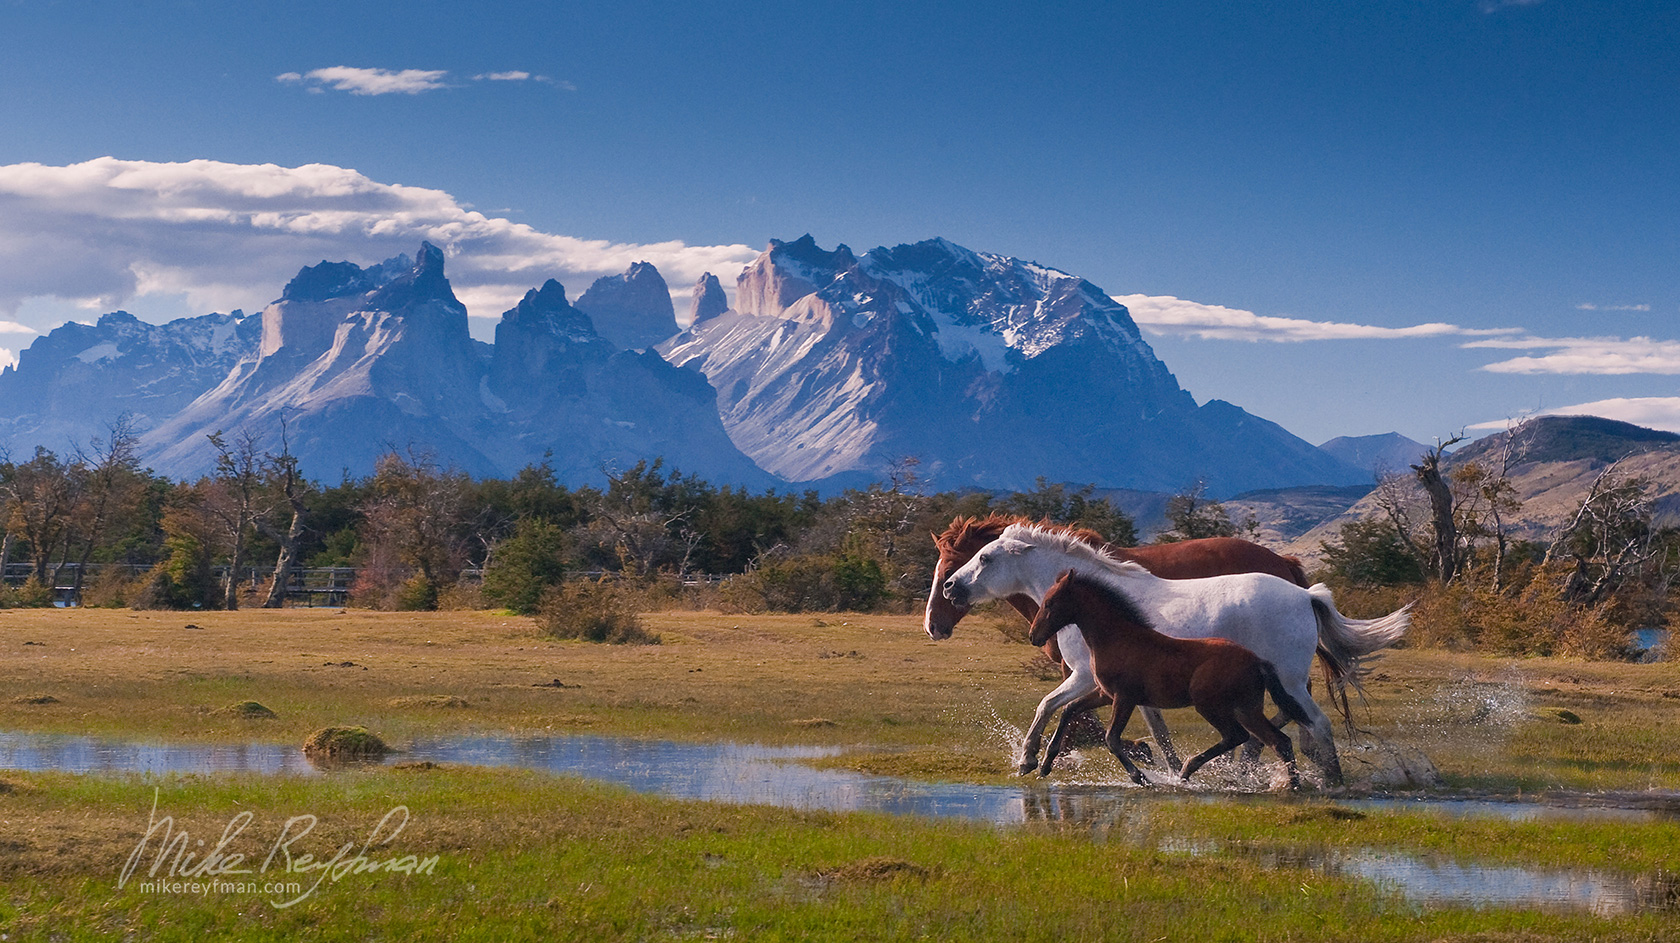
1435 669 1530 728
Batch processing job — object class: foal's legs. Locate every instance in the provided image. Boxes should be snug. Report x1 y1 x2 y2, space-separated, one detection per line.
1177 709 1254 784
1235 704 1300 790
1103 699 1152 787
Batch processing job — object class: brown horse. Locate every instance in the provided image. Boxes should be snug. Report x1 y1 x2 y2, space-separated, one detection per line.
1028 569 1311 789
925 514 1322 774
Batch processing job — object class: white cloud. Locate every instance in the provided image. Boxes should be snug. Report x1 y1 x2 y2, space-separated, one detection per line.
1575 303 1651 312
473 71 530 82
0 157 760 324
0 347 15 371
277 67 450 96
1114 294 1518 343
1466 334 1680 374
1470 397 1680 434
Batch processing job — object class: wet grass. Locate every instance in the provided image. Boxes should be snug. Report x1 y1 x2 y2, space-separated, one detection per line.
5 609 1680 937
3 767 1678 942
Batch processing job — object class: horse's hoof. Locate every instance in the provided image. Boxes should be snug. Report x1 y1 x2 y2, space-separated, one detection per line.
1016 763 1037 776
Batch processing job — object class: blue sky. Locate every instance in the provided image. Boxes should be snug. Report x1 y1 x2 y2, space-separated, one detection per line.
2 0 1677 447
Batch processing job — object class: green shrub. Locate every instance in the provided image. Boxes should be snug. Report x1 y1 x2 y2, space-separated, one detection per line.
535 581 659 644
481 520 568 614
718 552 888 613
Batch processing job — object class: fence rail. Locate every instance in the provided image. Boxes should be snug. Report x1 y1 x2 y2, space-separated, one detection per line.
1 562 728 607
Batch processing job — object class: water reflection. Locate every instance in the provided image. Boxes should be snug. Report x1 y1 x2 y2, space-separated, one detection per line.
2 729 1677 916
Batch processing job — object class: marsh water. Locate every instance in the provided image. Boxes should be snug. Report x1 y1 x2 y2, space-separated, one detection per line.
2 730 1676 916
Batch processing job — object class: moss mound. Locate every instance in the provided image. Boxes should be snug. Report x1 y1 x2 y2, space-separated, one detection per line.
1538 707 1584 724
302 725 390 760
11 694 59 705
218 701 277 719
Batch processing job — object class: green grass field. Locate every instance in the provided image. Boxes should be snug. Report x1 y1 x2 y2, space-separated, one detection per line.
3 606 1680 940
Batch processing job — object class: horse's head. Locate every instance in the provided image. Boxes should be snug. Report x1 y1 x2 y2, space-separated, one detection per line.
1027 570 1080 647
942 532 1036 613
924 515 1011 640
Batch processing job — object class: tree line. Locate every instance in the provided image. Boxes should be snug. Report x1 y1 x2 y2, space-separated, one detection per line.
0 423 1170 615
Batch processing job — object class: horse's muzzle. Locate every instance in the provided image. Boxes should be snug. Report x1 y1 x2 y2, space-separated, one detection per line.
942 578 970 609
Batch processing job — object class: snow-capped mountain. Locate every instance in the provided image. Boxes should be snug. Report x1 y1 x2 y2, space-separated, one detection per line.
661 235 1367 493
131 244 769 485
2 235 1372 494
0 308 261 456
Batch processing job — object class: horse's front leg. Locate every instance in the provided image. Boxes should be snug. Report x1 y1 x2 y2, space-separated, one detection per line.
1038 687 1109 777
1019 670 1095 775
1104 698 1151 787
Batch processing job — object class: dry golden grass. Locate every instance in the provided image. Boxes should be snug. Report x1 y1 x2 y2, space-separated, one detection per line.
2 607 1679 790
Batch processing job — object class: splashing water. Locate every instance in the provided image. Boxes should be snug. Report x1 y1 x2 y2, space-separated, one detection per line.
1436 670 1530 728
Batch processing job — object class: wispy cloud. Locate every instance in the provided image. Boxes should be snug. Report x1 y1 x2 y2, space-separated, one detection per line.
0 347 16 371
1575 302 1651 312
277 67 450 95
1470 397 1680 434
1466 334 1680 374
1115 294 1518 343
0 158 760 321
470 71 572 89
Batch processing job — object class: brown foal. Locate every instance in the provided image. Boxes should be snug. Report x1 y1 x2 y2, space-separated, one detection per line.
1028 569 1312 790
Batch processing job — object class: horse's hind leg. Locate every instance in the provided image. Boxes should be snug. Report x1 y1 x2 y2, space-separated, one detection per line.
1140 707 1181 775
1238 710 1295 765
1287 687 1345 787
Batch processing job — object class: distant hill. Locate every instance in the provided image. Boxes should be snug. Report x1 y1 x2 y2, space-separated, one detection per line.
1284 415 1680 567
1452 415 1680 466
1318 432 1429 475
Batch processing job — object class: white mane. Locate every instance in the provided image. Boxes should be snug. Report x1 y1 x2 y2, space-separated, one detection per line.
996 522 1152 584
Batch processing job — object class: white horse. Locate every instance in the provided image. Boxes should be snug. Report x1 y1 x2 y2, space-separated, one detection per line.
942 522 1410 784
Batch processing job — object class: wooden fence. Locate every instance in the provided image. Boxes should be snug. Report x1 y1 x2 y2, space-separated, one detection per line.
1 563 727 607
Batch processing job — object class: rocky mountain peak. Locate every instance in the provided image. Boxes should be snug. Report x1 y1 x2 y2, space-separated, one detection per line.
735 236 859 318
689 272 729 325
575 261 677 350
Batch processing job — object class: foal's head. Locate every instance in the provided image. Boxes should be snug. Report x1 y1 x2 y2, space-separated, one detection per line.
1027 570 1086 646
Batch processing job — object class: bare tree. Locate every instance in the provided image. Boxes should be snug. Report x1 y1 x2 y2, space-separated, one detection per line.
257 421 311 608
1412 434 1465 584
1542 459 1669 605
67 416 144 603
205 429 266 610
360 450 470 608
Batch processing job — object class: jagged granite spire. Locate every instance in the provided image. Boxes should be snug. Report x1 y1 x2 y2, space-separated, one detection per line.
689 272 729 325
574 261 677 350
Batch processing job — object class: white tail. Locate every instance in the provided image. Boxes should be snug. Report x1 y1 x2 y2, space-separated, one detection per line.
1306 583 1411 717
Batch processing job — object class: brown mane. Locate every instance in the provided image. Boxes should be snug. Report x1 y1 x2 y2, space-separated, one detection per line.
936 514 1108 553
